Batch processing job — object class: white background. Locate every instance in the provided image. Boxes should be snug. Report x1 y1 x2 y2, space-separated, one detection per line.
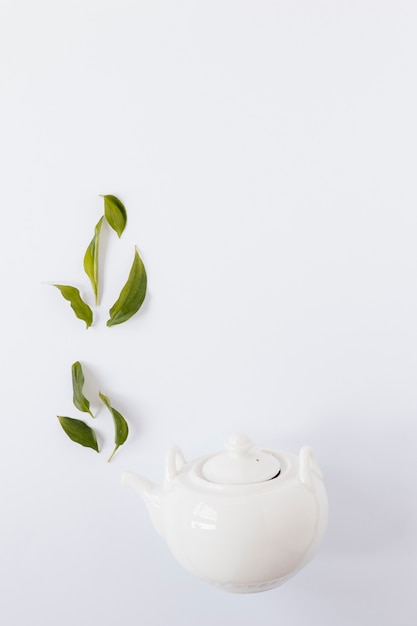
1 1 416 624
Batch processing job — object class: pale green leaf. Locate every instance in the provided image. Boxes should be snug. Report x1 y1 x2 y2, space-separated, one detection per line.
57 416 99 452
71 361 94 417
83 216 104 305
99 391 129 462
52 285 93 328
106 247 147 327
102 194 127 238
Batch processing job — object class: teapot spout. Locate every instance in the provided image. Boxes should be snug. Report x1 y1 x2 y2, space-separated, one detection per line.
122 471 164 537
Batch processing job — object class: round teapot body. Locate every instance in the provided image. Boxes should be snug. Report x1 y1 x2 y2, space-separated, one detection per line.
161 450 328 593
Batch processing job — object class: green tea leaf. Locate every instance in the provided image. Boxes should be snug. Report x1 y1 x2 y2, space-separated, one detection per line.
106 247 147 327
99 391 129 462
83 216 104 305
102 194 127 238
72 361 94 417
57 416 99 452
52 285 93 328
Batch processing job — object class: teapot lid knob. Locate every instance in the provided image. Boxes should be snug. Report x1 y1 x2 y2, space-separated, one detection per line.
202 433 281 485
224 433 253 455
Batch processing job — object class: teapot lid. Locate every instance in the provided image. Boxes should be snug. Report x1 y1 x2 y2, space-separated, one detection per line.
202 433 281 485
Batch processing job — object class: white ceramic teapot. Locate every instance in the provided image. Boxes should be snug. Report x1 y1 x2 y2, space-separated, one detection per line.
122 433 328 593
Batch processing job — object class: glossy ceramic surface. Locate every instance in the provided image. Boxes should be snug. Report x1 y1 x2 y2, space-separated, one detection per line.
123 435 328 593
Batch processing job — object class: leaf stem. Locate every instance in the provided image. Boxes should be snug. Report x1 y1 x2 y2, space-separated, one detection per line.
107 445 119 463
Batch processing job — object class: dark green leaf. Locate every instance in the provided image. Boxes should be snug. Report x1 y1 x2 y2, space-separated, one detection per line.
52 285 93 328
102 194 127 238
72 361 94 417
83 216 104 305
99 391 129 462
106 248 147 327
57 416 99 452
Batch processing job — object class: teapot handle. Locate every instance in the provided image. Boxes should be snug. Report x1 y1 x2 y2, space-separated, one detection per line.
165 445 186 483
299 446 323 490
